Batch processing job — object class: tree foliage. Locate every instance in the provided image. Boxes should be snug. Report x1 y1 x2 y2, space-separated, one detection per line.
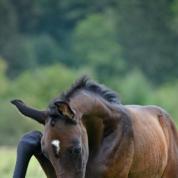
0 0 178 145
1 0 178 84
116 0 178 84
72 11 126 81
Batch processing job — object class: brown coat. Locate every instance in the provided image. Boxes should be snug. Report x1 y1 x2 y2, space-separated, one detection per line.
86 105 178 178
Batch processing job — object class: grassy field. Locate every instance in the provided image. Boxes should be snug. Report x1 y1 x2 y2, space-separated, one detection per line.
0 147 45 178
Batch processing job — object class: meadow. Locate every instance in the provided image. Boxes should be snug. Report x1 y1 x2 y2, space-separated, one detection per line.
0 147 45 178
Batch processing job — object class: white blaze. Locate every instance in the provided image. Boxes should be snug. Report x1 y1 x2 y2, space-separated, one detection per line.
51 139 60 155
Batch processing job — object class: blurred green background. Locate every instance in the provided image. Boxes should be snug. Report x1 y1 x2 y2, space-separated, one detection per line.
0 0 178 177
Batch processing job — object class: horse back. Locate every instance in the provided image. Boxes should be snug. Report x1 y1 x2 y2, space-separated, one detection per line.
125 105 178 178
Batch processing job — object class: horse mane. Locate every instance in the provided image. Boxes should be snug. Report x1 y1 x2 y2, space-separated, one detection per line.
61 76 121 104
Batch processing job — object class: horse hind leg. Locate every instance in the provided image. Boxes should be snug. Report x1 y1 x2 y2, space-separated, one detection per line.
13 131 56 178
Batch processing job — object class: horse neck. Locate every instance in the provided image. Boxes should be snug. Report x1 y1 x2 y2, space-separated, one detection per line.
70 91 112 119
69 91 113 156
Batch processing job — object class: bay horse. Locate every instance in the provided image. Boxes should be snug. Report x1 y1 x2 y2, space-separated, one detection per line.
12 76 178 178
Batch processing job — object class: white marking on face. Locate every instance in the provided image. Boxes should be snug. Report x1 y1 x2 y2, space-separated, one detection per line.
51 140 60 155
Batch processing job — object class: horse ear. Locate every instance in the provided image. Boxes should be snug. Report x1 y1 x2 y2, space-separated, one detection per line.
54 101 76 120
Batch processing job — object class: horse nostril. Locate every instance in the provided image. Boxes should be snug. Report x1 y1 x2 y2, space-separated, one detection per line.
73 147 81 155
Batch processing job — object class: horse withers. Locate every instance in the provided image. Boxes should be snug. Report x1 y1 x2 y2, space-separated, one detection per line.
12 76 178 178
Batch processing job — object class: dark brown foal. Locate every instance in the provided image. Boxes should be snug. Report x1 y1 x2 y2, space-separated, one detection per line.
12 77 178 178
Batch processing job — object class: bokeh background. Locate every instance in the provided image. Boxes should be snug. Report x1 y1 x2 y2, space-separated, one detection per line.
1 0 178 177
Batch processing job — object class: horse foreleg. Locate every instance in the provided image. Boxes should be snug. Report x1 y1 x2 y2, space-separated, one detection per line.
13 131 56 178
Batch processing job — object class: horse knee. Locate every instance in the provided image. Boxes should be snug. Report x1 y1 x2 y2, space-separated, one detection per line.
17 131 42 154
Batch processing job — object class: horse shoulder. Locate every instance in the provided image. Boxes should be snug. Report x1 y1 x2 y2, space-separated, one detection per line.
89 105 135 178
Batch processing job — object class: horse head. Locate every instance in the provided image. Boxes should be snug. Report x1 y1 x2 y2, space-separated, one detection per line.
11 99 89 178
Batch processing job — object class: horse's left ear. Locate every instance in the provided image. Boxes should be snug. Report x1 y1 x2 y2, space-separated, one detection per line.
54 101 76 120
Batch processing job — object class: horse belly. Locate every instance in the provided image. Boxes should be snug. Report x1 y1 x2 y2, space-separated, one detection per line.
129 112 168 178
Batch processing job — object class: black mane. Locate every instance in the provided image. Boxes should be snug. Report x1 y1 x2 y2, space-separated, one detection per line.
61 76 121 104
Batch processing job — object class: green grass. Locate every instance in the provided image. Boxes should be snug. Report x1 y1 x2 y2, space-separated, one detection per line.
0 147 46 178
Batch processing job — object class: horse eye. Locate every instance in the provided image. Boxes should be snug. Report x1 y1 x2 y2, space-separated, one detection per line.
50 117 59 127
